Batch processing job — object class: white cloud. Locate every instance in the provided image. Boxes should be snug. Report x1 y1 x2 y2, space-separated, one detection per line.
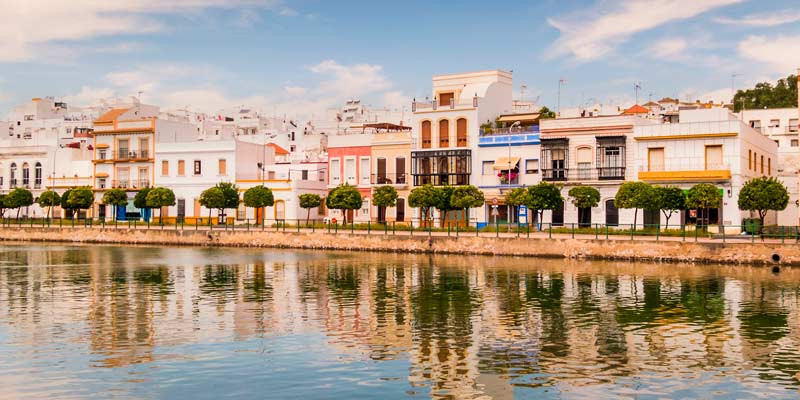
306 60 392 98
650 38 688 58
0 0 287 62
714 11 800 27
738 35 800 74
546 0 742 61
680 87 732 103
284 86 307 96
381 91 412 109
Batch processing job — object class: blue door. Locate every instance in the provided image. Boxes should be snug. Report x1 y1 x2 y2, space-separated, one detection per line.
116 205 127 221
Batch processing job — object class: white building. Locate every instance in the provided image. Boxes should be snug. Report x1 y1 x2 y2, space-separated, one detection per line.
0 97 96 218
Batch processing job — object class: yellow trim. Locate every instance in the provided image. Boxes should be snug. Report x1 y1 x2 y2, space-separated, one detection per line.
95 143 109 149
235 179 291 183
635 133 737 141
95 172 109 178
638 170 731 181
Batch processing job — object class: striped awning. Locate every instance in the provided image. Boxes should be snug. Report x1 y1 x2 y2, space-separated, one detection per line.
95 172 109 178
492 156 520 170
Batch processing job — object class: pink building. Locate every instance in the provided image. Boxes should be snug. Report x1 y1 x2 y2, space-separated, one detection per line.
327 131 373 222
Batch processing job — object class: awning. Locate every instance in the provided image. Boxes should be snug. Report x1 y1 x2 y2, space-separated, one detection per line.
496 113 540 123
95 172 109 178
492 156 520 170
95 143 109 149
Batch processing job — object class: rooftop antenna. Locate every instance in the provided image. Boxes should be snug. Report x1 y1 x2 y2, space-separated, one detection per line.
557 79 566 116
520 84 527 102
634 82 642 105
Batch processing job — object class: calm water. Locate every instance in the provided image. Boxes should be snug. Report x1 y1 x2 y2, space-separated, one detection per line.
1 244 799 399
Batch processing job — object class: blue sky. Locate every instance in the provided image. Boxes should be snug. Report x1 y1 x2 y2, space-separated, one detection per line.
1 0 799 117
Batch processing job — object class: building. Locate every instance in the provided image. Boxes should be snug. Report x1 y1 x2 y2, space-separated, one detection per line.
369 123 412 223
326 128 373 222
409 70 514 226
539 114 647 227
634 108 778 230
92 101 196 220
0 97 96 218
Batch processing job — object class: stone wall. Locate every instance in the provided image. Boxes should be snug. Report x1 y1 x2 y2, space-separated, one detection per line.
0 227 794 266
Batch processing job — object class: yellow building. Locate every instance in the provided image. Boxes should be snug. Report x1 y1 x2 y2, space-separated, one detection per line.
369 123 412 223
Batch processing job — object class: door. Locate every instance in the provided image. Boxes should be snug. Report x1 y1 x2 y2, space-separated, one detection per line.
360 158 370 185
648 148 664 171
177 199 185 223
395 157 406 184
605 200 618 226
643 209 660 228
578 207 591 228
551 204 564 226
98 204 106 220
396 198 405 222
275 200 286 220
376 158 387 184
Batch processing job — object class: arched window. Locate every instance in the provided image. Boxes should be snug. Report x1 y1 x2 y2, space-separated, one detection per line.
22 162 30 186
9 163 16 188
456 118 467 147
421 121 431 149
605 199 619 226
34 162 42 188
439 119 449 148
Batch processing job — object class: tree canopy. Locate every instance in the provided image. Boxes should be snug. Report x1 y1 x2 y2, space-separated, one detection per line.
216 182 240 210
146 187 176 209
568 186 600 209
504 188 530 207
102 188 128 207
134 187 152 210
408 184 440 223
60 188 74 211
653 186 686 226
450 185 485 210
527 182 563 212
325 184 362 223
298 193 322 225
243 186 275 209
686 183 722 210
539 106 556 119
733 74 797 112
372 186 398 208
6 187 34 218
199 187 226 218
615 181 654 228
67 187 94 212
738 177 789 225
38 190 61 219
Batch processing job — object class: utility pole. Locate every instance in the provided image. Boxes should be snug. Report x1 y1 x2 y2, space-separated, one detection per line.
634 82 642 105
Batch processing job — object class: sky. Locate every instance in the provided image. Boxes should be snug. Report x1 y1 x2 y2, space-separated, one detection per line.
1 0 799 118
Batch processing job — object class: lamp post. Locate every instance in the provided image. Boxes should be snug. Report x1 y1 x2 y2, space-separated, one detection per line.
507 121 521 231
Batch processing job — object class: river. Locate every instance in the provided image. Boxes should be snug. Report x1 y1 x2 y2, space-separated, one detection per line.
0 243 798 399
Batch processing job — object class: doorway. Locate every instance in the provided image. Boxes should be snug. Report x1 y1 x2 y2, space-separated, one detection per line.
605 199 618 226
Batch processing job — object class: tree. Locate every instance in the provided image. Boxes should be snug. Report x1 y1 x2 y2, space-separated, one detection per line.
450 185 484 225
37 190 61 219
733 74 797 112
653 186 686 227
686 183 722 226
216 182 240 212
199 187 226 221
539 106 556 119
568 186 600 208
372 186 398 223
243 186 275 224
101 189 128 221
505 187 531 225
614 181 653 229
527 182 563 229
325 184 362 224
433 185 459 225
67 187 94 218
738 177 789 228
146 187 176 223
6 187 34 219
298 193 321 225
408 184 439 226
134 187 153 221
0 194 7 218
60 188 74 219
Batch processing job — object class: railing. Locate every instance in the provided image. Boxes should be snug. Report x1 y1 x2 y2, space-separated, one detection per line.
371 173 407 185
542 167 626 182
107 150 151 161
110 179 150 189
412 98 478 112
479 126 540 136
412 173 470 186
2 218 798 245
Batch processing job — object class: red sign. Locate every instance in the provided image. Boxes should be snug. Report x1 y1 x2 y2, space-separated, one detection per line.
491 198 498 206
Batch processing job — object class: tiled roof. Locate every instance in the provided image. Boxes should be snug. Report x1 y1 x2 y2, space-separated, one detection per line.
267 143 290 155
622 104 650 115
95 108 130 123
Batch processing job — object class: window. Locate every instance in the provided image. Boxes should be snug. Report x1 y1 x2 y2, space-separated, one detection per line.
194 160 202 175
319 169 326 182
439 92 454 107
395 157 406 184
139 137 149 158
98 149 107 160
768 158 771 175
456 118 467 147
301 170 308 180
290 145 296 152
774 140 780 147
769 119 780 128
161 160 169 176
753 152 757 171
482 161 494 175
748 150 752 169
34 162 41 188
218 159 227 175
790 119 798 132
98 178 107 189
421 121 432 149
704 145 723 170
237 203 246 220
760 155 764 174
791 139 798 147
178 160 185 176
360 198 370 218
345 158 356 184
576 147 592 179
118 139 129 158
9 163 15 188
138 167 149 188
439 119 449 148
330 159 341 184
597 136 626 179
749 120 761 129
22 162 29 186
648 148 665 171
360 158 370 185
525 159 539 174
541 139 568 181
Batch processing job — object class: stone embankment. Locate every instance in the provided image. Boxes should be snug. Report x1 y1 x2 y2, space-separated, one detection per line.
0 227 795 266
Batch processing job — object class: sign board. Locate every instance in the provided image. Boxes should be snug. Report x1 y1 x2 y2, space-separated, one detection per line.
491 198 498 206
518 205 528 224
491 206 499 217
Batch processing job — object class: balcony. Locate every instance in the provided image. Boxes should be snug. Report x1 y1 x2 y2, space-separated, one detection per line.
542 167 626 182
98 150 152 162
371 173 407 185
412 97 478 112
110 179 150 190
638 165 731 182
412 173 470 186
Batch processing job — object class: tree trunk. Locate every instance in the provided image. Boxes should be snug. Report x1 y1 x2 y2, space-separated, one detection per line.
16 208 20 219
633 209 638 230
47 205 52 220
306 208 311 226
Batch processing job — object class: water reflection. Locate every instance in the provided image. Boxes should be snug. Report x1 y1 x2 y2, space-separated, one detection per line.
0 244 799 399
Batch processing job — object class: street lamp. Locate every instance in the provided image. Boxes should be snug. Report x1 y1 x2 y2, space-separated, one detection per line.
507 121 521 231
